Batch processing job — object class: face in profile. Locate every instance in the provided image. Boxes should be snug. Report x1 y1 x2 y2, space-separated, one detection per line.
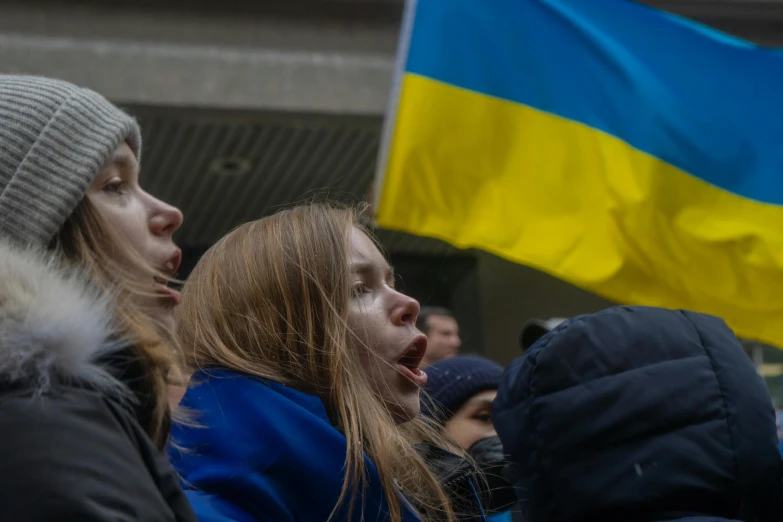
444 389 498 449
86 142 184 330
346 227 428 423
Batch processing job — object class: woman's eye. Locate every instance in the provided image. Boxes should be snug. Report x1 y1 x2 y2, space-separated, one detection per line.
351 283 370 297
103 180 128 195
473 412 492 423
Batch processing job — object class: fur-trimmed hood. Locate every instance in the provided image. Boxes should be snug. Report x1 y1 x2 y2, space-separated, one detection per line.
0 241 198 522
0 241 124 394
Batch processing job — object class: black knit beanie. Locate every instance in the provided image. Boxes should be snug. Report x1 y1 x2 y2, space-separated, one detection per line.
421 355 504 421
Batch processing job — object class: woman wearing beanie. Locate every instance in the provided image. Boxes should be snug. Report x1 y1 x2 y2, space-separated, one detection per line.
421 356 518 522
0 75 195 521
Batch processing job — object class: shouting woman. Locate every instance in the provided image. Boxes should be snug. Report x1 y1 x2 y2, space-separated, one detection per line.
170 204 479 521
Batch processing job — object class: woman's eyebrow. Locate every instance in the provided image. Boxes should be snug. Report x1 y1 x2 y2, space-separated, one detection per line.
350 261 375 275
350 261 395 282
104 151 137 175
467 398 495 409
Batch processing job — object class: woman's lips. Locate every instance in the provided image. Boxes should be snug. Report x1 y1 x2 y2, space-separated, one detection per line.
157 284 182 306
397 363 428 386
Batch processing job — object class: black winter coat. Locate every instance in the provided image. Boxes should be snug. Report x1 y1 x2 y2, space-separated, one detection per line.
495 306 783 522
0 242 196 521
417 439 517 521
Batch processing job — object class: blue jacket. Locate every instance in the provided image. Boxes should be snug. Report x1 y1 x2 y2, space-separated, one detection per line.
169 369 422 522
494 306 783 522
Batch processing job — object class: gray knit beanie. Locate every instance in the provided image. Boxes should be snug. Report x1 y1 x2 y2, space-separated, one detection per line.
0 75 141 247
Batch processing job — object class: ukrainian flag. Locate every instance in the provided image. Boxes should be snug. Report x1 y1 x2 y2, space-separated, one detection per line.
375 0 783 347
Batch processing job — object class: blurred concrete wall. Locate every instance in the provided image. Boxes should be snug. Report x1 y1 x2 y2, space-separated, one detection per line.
0 0 399 114
3 0 781 114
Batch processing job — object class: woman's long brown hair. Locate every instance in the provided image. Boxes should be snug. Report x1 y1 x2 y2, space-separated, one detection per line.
50 197 184 448
176 204 457 522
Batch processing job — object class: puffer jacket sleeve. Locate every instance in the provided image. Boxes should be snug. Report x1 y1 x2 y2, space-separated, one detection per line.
0 387 194 522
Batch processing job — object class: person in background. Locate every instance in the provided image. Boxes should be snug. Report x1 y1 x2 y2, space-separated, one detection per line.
519 317 567 352
0 76 195 521
777 410 783 456
170 205 480 522
418 306 462 366
495 306 783 522
422 356 517 522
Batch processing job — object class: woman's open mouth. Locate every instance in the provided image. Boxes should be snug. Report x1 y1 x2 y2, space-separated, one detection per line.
155 251 183 306
396 335 428 386
154 275 182 306
156 282 182 306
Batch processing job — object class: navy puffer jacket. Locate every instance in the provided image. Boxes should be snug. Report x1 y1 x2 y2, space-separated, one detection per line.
494 306 783 522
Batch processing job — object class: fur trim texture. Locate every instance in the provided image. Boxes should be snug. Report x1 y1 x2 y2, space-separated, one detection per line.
0 241 124 393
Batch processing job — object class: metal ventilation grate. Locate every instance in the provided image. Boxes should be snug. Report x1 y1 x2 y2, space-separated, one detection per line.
127 103 456 255
130 105 382 246
373 228 458 256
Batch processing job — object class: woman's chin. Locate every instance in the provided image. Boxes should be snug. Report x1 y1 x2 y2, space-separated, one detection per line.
385 394 421 425
154 306 177 335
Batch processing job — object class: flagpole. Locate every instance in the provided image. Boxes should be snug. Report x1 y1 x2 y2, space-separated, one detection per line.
371 0 418 227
